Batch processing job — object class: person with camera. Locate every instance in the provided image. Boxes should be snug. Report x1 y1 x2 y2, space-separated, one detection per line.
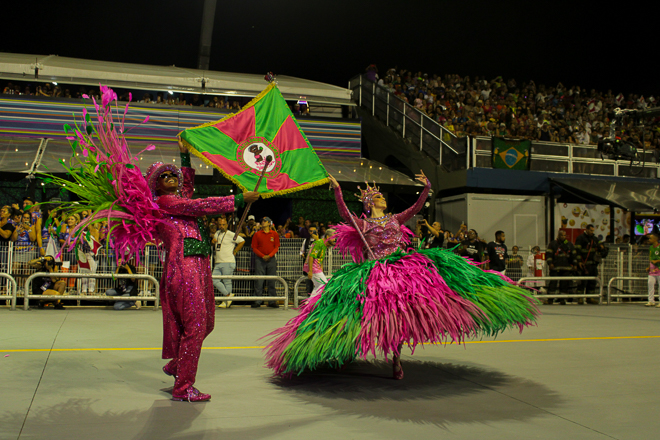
28 255 66 309
546 229 578 305
418 219 444 249
12 211 37 275
212 217 244 308
105 258 138 310
575 224 608 304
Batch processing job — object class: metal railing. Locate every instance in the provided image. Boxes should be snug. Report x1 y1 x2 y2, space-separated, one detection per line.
23 272 160 311
518 276 603 304
349 74 467 170
212 275 289 310
606 276 653 304
293 275 308 308
471 137 658 178
0 273 18 310
347 73 659 179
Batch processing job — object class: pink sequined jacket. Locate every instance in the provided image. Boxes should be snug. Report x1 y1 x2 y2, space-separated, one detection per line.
155 167 236 259
333 180 431 260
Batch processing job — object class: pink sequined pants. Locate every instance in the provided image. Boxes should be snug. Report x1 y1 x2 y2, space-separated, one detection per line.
160 255 215 396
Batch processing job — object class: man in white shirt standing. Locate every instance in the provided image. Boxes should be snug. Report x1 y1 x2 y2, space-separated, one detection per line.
212 218 245 308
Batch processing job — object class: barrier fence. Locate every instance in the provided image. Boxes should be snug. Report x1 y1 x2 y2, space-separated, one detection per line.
0 273 17 310
518 276 603 304
606 277 653 304
22 272 160 311
212 275 289 310
2 240 658 309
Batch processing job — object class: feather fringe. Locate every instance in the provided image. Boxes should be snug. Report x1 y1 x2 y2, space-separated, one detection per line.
264 247 541 377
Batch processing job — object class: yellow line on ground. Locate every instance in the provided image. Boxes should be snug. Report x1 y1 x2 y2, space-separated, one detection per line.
1 336 659 353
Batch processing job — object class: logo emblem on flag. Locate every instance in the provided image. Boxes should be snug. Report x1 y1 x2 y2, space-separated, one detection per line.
237 137 281 177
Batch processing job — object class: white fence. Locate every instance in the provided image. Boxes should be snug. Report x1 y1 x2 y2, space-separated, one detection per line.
2 240 655 308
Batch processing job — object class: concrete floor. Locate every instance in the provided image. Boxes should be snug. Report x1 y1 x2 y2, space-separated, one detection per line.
1 303 659 440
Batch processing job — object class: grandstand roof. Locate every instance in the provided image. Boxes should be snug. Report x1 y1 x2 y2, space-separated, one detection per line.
552 177 660 212
0 52 354 106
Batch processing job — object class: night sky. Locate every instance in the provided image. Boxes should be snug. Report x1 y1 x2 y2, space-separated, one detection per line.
3 1 659 97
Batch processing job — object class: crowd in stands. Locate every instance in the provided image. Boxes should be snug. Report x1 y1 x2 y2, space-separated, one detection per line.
366 65 660 149
1 81 311 115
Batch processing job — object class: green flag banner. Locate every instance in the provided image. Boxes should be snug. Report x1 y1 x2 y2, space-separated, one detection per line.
492 137 531 170
179 83 329 198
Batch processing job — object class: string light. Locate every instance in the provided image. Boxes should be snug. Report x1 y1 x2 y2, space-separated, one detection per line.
15 148 18 152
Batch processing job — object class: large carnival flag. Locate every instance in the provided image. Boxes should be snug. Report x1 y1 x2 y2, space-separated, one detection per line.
179 82 329 197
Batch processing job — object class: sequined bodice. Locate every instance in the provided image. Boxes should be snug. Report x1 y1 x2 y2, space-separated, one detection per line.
333 180 431 262
363 215 403 260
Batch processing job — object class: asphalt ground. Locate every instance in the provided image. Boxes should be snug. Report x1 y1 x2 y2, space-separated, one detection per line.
1 303 659 440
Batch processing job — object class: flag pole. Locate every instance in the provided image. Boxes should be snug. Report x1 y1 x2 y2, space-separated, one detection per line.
232 156 271 242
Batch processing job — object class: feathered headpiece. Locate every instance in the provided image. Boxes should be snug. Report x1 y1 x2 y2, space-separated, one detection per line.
355 181 382 214
38 85 163 263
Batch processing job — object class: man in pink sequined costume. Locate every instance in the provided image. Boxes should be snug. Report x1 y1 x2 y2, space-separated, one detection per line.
147 138 259 402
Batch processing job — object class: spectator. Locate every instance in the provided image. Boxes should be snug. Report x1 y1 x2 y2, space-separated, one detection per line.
0 206 16 286
28 255 66 309
0 205 15 243
59 214 79 288
302 224 319 295
546 230 578 305
105 258 138 310
76 219 101 294
646 232 660 307
12 211 37 272
208 222 218 240
418 219 444 249
240 215 257 246
458 229 485 263
23 197 44 254
506 246 524 281
251 216 280 308
212 217 245 308
575 225 608 304
486 230 508 274
304 228 337 297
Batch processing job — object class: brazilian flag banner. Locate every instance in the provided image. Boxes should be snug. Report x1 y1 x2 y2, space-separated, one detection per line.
179 83 329 198
492 137 531 170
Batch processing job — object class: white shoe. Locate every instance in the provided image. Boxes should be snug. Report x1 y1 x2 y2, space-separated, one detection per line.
226 293 234 308
645 302 656 307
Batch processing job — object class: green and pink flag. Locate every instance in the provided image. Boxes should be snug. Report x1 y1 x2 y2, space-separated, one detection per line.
179 83 329 197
